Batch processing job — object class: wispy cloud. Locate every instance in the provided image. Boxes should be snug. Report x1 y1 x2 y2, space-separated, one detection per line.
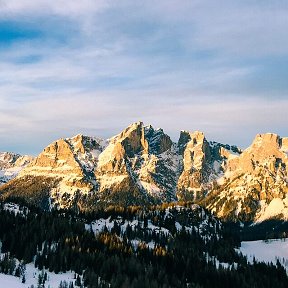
0 0 108 17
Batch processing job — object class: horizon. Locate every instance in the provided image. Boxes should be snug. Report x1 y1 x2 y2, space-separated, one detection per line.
1 1 288 155
1 120 286 156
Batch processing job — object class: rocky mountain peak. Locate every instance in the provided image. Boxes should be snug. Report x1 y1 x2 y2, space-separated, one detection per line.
67 134 103 154
253 132 281 145
189 131 206 142
250 133 282 154
205 132 288 222
30 139 83 174
0 152 20 166
113 121 146 157
177 130 214 201
96 122 177 205
230 133 286 174
17 136 105 209
109 122 173 158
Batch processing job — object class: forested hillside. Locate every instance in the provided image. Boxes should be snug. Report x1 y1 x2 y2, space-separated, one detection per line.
0 200 287 288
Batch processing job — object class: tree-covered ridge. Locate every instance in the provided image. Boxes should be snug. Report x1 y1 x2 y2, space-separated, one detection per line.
0 201 287 288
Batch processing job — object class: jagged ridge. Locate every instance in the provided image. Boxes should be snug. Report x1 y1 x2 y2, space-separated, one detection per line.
1 123 288 222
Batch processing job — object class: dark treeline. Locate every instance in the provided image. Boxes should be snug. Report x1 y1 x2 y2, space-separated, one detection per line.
241 220 288 241
0 200 287 288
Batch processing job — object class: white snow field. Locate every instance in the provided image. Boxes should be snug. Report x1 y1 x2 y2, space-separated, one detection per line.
0 274 26 287
240 238 288 270
0 262 75 288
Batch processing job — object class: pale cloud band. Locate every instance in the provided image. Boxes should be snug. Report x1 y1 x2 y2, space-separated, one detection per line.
0 1 287 154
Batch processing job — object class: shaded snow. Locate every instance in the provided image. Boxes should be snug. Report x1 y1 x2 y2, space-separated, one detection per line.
86 205 220 249
3 203 28 216
86 217 171 237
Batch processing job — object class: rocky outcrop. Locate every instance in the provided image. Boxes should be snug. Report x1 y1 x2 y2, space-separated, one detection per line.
177 131 211 201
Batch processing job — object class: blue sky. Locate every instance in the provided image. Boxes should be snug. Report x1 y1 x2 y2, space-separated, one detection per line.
0 0 288 155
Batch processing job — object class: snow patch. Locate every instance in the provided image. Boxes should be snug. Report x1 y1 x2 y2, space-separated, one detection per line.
3 203 29 216
140 181 161 196
99 175 127 188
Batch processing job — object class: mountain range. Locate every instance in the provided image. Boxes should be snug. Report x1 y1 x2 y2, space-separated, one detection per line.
1 121 288 222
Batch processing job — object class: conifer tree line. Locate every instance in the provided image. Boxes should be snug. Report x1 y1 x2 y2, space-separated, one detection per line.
0 200 287 288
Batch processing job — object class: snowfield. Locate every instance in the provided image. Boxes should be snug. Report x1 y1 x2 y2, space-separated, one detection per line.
240 238 288 270
0 253 76 288
0 267 75 288
0 274 25 287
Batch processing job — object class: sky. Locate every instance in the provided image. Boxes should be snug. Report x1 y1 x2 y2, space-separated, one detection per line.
0 0 288 155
